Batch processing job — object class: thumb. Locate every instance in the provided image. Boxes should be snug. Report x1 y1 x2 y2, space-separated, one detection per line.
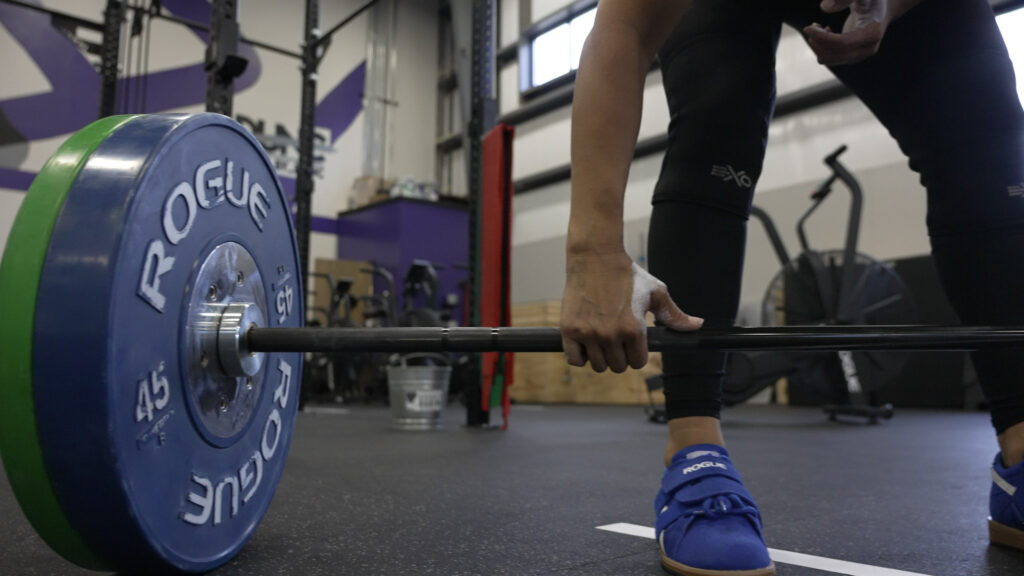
847 0 886 25
820 0 855 13
631 263 704 331
650 287 703 332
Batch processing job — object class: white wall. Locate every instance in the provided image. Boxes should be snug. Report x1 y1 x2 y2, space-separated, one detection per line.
506 15 943 309
531 0 565 23
0 192 21 256
499 0 519 48
0 0 439 265
390 0 439 183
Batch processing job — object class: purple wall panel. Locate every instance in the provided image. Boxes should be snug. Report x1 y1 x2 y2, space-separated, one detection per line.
335 199 469 325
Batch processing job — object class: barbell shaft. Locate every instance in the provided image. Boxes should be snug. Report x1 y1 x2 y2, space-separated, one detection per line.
246 325 1024 354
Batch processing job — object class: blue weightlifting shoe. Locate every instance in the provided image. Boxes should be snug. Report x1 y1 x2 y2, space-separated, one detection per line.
990 453 1024 550
655 445 774 576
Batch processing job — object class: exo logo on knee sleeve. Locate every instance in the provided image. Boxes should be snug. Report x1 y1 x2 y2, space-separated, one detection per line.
710 164 752 189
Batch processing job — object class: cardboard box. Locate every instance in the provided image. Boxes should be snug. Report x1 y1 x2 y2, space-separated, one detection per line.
349 175 394 209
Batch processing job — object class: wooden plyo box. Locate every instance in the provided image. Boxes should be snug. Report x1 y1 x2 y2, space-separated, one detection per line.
510 300 664 406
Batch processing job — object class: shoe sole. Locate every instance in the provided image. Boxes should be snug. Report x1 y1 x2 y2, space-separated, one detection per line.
661 554 775 576
989 517 1024 551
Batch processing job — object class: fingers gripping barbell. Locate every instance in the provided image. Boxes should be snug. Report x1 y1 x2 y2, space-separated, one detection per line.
0 114 1020 573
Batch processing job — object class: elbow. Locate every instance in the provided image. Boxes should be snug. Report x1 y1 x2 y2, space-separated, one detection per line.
636 27 666 64
580 21 659 78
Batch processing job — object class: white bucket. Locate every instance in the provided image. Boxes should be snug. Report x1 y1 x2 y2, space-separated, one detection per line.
386 354 451 430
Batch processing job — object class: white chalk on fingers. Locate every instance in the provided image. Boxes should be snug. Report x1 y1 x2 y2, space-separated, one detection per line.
631 263 666 325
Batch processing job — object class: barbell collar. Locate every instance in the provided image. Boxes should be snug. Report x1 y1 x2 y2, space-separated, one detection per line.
217 302 266 378
245 325 1024 354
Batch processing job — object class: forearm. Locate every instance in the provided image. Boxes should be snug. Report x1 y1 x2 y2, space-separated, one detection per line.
566 1 690 257
567 22 651 255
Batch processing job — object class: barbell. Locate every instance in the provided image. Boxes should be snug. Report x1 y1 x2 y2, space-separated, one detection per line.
0 113 1018 573
243 325 1024 354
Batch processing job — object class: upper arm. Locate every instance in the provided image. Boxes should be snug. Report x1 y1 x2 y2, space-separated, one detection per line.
592 0 692 61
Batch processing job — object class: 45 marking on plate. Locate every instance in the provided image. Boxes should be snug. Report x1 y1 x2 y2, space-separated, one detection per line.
136 361 170 423
274 266 294 324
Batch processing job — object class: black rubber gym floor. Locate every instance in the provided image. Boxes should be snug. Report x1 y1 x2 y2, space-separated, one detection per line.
2 403 1024 575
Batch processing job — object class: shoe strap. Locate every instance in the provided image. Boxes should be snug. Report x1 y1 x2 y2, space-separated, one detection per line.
993 466 1018 497
661 453 753 505
656 463 761 538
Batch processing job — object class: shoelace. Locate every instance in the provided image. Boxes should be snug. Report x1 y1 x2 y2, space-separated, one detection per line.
687 494 758 519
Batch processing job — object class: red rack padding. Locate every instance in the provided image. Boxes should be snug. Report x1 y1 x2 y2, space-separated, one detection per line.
480 123 515 429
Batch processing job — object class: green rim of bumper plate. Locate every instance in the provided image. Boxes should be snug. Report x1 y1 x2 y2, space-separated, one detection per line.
0 115 137 570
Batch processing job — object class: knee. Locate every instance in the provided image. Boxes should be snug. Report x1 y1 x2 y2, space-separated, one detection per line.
921 129 1024 236
905 55 1024 235
653 47 774 214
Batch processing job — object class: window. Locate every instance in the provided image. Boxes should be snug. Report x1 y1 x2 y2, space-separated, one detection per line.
525 4 1024 101
527 7 596 91
569 8 596 69
997 6 1024 108
531 23 570 86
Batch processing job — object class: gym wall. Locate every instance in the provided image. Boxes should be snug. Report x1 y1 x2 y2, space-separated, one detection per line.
502 0 1023 310
0 0 440 270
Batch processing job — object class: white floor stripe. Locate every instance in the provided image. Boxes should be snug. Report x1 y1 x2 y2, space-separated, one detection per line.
597 523 655 539
595 523 933 576
765 549 932 576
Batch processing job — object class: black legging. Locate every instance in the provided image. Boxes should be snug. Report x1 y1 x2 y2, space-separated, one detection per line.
652 0 1024 433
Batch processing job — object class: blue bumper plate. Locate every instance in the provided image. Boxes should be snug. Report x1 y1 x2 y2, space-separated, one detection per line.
32 114 304 573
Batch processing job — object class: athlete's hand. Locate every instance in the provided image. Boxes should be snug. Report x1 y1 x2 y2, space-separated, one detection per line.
560 251 703 373
804 0 889 65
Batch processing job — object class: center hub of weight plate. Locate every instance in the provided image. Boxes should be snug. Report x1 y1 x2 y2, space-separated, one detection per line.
185 241 267 445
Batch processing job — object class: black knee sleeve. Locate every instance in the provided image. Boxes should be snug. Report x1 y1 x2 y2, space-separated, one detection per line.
931 225 1024 434
650 0 775 421
917 60 1024 434
649 200 748 421
653 0 777 218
